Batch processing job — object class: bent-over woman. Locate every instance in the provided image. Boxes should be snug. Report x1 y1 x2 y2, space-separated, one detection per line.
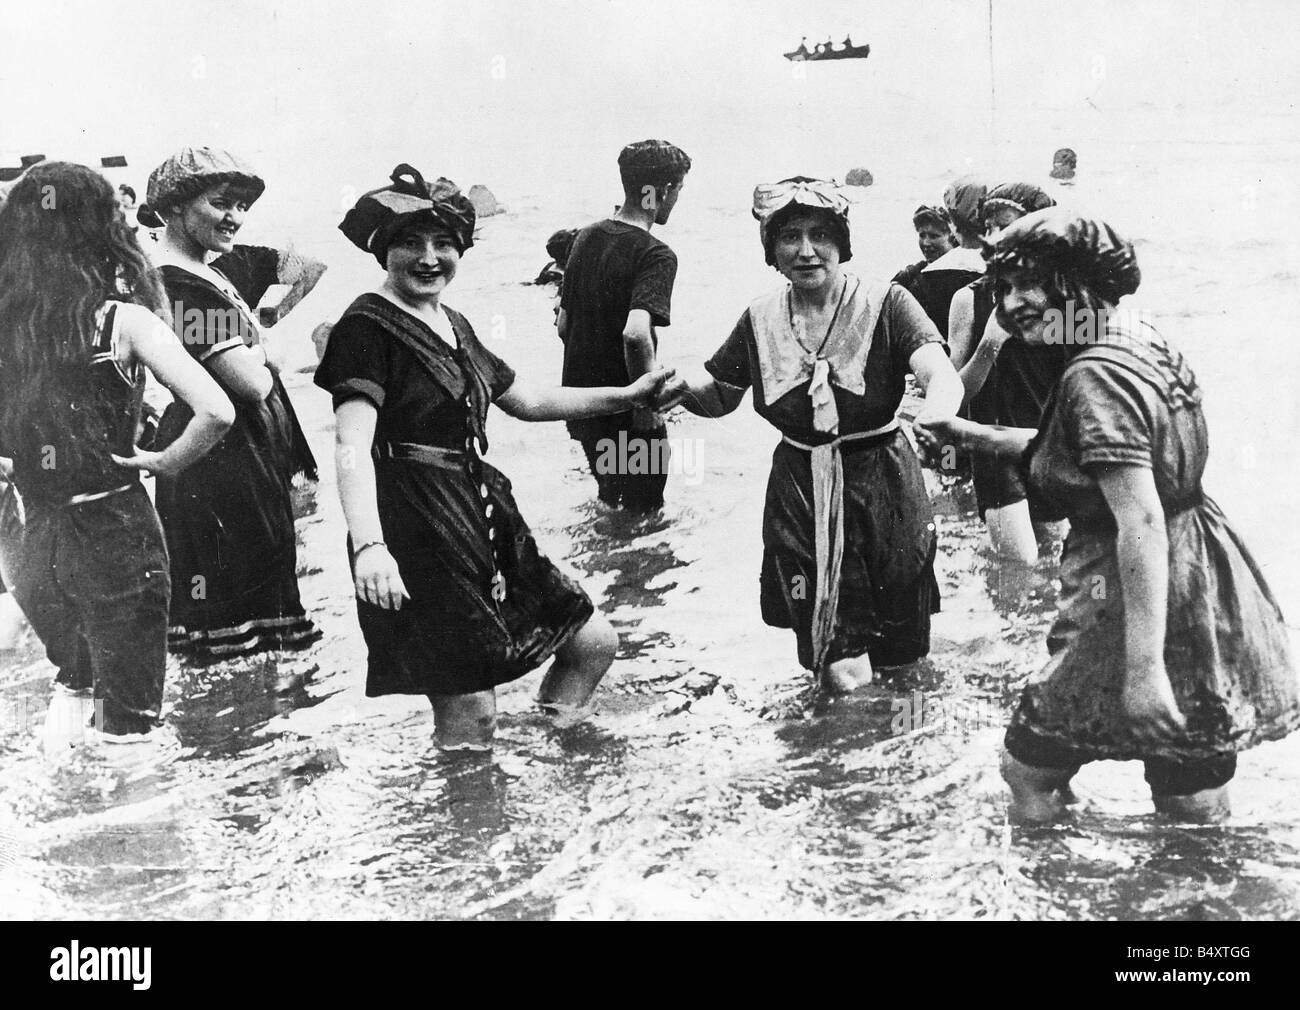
919 208 1300 821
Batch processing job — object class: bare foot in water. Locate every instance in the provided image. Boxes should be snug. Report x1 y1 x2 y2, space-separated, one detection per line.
820 655 874 693
1007 788 1074 824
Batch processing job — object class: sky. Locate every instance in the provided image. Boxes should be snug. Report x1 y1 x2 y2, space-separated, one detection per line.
4 0 1298 165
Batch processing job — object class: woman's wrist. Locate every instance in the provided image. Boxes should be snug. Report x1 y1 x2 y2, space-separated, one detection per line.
354 538 386 556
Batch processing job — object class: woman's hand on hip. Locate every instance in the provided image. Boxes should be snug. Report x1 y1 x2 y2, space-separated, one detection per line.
112 448 184 478
354 544 410 611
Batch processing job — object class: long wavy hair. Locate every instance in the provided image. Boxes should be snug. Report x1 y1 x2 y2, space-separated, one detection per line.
0 162 168 472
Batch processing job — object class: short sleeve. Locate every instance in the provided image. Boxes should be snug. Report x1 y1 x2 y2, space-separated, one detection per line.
475 340 517 401
882 283 943 362
1060 358 1155 469
211 245 281 308
313 314 392 409
704 310 754 390
630 244 677 328
164 273 250 363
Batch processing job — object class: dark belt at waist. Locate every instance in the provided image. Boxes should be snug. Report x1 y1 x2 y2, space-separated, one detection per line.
373 442 466 466
1069 488 1205 534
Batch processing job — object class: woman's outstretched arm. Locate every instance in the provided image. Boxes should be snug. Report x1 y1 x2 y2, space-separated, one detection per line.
955 313 1012 407
909 341 965 425
655 367 745 418
494 367 672 422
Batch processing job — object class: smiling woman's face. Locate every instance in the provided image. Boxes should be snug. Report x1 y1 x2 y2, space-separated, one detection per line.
173 182 255 255
994 265 1057 345
773 210 842 294
385 223 460 305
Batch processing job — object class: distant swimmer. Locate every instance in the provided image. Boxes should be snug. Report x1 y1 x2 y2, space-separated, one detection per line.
1049 147 1077 183
534 227 578 286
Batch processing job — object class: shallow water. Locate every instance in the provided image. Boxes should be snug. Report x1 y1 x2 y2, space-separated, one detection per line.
2 347 1298 919
5 106 1300 919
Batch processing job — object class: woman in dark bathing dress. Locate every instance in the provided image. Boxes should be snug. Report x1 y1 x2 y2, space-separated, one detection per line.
919 208 1300 821
143 147 326 659
657 178 964 692
315 166 670 749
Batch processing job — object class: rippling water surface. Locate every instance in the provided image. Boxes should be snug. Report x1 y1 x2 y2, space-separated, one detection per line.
3 102 1300 919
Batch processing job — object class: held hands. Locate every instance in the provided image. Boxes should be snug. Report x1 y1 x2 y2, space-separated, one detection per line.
626 366 675 408
354 543 410 611
913 414 968 467
1122 660 1188 743
627 367 677 430
653 373 692 413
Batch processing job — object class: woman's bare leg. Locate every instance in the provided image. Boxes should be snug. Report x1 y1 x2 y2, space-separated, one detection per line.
1153 787 1231 822
430 690 497 750
820 653 874 693
0 593 26 650
538 612 618 712
1001 747 1079 823
985 500 1039 566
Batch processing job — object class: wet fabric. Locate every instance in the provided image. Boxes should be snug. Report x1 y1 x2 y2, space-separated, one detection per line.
752 177 853 265
579 428 670 510
339 164 477 265
6 486 169 734
154 248 319 658
6 303 145 506
0 303 167 734
706 281 942 670
1009 317 1300 762
981 181 1056 220
985 208 1141 307
942 175 989 234
1003 723 1238 795
142 146 264 222
315 295 594 696
745 274 891 425
0 476 19 595
910 247 986 341
560 220 677 441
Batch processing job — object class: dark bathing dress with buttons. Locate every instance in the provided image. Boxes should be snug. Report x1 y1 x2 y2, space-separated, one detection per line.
314 294 594 696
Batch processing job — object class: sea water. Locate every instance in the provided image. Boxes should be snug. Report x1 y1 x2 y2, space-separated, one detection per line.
2 2 1299 919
